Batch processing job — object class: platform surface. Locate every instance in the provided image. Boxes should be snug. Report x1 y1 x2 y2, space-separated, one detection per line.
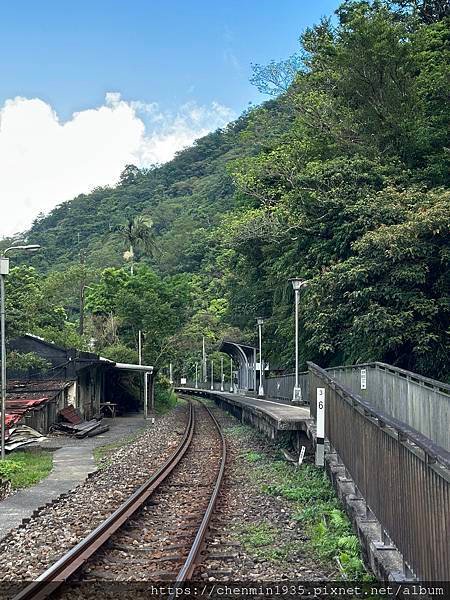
177 388 312 431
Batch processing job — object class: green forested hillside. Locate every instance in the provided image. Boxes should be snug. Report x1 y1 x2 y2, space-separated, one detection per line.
3 0 449 381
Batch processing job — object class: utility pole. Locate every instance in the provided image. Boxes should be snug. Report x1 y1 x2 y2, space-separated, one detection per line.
138 330 142 365
79 250 86 336
202 336 207 383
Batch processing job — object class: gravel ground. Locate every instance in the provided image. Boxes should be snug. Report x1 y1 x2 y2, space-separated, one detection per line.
0 403 188 584
199 402 337 581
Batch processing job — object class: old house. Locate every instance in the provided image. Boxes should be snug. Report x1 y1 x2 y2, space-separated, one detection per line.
7 335 154 435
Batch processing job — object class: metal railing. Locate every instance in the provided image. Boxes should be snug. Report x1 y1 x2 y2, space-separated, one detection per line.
327 362 450 451
308 361 450 581
265 372 309 403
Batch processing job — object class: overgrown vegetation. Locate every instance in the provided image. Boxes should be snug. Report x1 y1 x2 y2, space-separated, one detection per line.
154 376 178 414
2 0 448 381
0 450 53 489
231 421 372 580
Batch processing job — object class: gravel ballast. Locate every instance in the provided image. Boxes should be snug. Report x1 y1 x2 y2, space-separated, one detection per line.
199 401 339 581
0 404 188 582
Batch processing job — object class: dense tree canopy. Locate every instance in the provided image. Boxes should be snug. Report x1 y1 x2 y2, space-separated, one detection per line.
2 0 448 381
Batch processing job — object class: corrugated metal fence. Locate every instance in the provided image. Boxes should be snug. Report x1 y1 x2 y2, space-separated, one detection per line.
308 361 450 581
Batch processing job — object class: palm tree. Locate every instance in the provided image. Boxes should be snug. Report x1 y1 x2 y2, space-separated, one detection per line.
120 216 156 274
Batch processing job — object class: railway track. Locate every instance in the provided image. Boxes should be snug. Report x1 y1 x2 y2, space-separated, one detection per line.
12 398 226 599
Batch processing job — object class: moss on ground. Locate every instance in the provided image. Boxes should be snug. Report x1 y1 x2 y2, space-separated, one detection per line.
0 449 53 489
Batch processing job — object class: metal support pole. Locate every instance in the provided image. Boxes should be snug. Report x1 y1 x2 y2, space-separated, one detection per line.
0 273 6 460
230 357 234 393
138 330 142 365
169 362 173 385
150 373 155 418
258 319 264 397
143 372 148 420
293 288 302 402
210 360 214 391
195 362 198 388
0 247 40 460
220 356 224 391
253 348 257 393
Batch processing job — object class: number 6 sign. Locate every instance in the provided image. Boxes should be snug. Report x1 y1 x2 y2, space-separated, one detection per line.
316 387 325 466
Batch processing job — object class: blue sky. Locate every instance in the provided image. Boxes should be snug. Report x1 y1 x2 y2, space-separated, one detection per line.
0 0 339 119
0 0 340 238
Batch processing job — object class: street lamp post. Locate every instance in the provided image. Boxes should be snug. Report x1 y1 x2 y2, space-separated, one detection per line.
1 244 40 459
289 278 308 403
257 317 264 397
210 359 214 391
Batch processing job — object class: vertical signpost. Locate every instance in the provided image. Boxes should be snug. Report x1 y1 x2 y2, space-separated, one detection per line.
316 387 325 467
360 368 367 391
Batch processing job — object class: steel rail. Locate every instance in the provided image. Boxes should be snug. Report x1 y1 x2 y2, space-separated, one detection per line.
174 398 227 584
12 401 195 600
162 397 227 600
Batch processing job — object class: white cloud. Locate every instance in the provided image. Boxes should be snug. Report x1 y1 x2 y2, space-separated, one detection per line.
0 93 234 238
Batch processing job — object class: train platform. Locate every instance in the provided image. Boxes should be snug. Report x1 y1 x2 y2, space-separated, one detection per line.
175 387 313 441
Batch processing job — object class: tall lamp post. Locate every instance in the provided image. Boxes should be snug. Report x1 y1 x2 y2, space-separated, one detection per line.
1 244 41 460
210 359 214 391
289 278 308 403
257 317 265 397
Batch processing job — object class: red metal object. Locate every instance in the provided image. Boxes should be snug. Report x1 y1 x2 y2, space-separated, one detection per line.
58 405 82 425
2 398 49 440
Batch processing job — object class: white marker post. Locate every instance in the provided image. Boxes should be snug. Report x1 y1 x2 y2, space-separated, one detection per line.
298 445 306 467
316 387 325 466
360 368 367 391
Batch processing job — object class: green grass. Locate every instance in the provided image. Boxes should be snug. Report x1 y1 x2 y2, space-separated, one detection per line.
242 450 263 462
0 450 53 489
237 521 302 562
231 426 372 581
224 424 250 437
